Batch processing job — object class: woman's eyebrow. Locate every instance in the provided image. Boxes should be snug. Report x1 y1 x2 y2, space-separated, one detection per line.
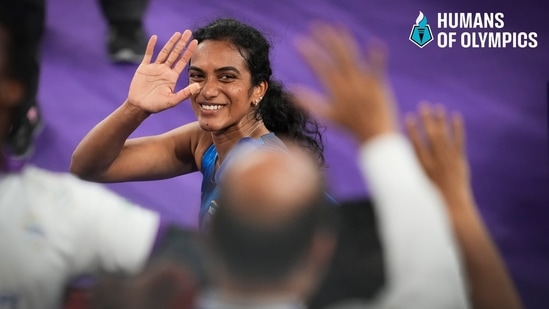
215 66 240 74
188 66 203 72
188 66 241 75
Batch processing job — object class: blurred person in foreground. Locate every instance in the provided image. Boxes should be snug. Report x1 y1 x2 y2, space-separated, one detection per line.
89 260 199 309
0 6 212 308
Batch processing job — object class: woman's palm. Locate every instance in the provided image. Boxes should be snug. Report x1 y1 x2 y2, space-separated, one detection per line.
127 30 198 113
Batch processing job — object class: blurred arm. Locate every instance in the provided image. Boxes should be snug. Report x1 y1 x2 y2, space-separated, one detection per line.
358 133 469 308
406 104 523 309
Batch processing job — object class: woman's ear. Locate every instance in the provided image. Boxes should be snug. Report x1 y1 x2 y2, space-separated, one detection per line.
253 81 268 102
0 78 24 108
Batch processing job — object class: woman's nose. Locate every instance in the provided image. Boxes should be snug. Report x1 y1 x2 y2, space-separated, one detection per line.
199 78 220 99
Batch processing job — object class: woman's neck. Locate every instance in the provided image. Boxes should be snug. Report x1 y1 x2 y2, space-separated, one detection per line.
211 118 269 165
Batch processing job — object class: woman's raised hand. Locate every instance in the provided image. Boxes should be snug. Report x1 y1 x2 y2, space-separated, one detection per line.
127 30 200 113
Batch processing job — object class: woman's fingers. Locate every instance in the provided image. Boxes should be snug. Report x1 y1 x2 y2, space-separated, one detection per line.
141 35 158 65
146 30 196 73
172 83 201 105
154 32 182 64
173 39 198 74
163 30 191 67
163 30 193 68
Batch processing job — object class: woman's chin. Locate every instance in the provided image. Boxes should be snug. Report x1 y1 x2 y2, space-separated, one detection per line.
198 120 223 132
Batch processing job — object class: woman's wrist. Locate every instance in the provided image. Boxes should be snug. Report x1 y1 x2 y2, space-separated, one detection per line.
122 99 152 122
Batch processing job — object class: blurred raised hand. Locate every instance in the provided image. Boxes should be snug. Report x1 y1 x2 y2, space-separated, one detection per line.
405 103 470 204
405 102 523 309
293 23 397 143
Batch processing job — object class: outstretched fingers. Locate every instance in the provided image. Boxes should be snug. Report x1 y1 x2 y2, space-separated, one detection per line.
405 112 431 169
173 38 198 74
419 103 449 156
141 35 158 64
149 30 196 73
295 34 331 91
433 103 450 146
314 23 363 75
163 30 189 67
451 111 465 153
165 30 194 69
366 40 387 78
295 23 363 96
407 102 471 192
154 32 182 64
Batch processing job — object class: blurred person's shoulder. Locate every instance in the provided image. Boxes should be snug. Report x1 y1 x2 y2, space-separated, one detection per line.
0 164 151 214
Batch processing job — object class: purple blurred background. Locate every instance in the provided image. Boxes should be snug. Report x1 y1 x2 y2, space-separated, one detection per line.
32 0 548 307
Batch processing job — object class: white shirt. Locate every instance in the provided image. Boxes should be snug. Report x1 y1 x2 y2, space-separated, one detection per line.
330 133 469 308
0 165 159 309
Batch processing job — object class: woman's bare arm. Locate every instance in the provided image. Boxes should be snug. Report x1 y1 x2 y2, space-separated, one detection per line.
71 106 202 182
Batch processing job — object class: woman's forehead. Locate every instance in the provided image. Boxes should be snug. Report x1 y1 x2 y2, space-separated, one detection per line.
190 40 248 70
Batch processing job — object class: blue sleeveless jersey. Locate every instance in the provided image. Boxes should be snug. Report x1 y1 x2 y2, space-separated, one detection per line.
199 133 287 232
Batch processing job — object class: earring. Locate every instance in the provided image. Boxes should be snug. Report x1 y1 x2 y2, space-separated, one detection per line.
253 97 262 106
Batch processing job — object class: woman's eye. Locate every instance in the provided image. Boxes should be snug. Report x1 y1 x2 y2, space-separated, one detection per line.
220 74 235 81
189 73 203 79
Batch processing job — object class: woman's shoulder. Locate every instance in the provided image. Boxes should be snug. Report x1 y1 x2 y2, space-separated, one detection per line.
167 121 210 147
172 122 212 171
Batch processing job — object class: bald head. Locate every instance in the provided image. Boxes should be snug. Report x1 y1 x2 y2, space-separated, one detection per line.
221 145 323 226
211 144 332 285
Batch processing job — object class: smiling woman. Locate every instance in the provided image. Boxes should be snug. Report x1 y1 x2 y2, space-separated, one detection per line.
70 18 324 231
188 39 264 133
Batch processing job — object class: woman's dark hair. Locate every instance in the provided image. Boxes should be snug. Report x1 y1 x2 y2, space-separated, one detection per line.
192 18 325 165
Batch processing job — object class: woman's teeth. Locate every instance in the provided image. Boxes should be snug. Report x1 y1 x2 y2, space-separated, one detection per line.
201 104 224 110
